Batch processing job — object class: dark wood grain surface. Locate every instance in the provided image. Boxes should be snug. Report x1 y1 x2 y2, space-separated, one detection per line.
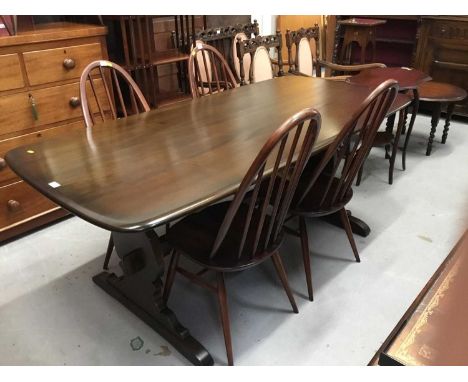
6 76 402 233
347 67 431 90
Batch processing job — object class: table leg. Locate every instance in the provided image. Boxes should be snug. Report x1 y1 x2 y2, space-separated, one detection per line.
426 103 442 156
389 109 405 185
93 230 213 366
385 113 396 159
442 103 454 144
401 107 408 135
321 209 371 237
402 89 419 171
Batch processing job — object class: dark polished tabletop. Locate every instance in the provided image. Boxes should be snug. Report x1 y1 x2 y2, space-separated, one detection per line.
6 76 407 233
347 67 431 90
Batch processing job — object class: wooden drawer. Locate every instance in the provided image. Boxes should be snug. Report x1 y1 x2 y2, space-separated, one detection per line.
0 79 110 136
23 43 103 86
430 20 468 40
0 121 85 185
0 53 25 92
0 180 58 230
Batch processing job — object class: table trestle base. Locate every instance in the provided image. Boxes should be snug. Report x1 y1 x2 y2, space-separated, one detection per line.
93 230 213 366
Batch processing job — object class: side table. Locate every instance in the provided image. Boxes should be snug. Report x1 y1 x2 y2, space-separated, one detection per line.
338 18 386 65
347 67 431 184
418 81 467 156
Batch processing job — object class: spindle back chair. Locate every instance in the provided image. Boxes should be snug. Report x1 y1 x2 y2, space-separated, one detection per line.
163 107 322 365
290 79 399 301
188 42 237 98
79 59 150 270
80 60 150 128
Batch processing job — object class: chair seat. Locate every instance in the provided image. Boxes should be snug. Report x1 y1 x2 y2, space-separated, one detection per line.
166 202 281 272
292 174 353 217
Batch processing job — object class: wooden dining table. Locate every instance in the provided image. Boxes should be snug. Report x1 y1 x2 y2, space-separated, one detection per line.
5 75 410 365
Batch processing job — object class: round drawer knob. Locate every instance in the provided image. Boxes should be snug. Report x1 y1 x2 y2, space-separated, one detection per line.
0 157 6 170
7 199 21 211
69 96 81 108
63 58 76 70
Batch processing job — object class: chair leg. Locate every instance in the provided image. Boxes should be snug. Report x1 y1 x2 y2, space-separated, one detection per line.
299 217 313 301
103 234 114 270
162 250 180 303
339 208 361 263
356 163 364 186
271 253 299 313
216 272 234 366
388 109 405 185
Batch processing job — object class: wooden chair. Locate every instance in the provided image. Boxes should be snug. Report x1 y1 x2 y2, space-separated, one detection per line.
289 80 399 301
284 26 386 79
80 59 150 269
194 21 259 82
162 107 322 365
188 42 237 98
236 31 284 85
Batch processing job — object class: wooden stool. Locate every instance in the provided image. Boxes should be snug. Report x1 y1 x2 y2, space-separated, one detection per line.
418 81 467 156
338 18 386 64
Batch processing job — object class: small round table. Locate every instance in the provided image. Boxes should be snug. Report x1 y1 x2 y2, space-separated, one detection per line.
417 81 467 156
347 67 431 182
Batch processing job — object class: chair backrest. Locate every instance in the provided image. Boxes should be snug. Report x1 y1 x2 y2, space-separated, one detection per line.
251 46 274 83
285 26 320 76
236 31 284 85
79 60 150 128
188 42 237 98
196 21 259 75
210 108 321 260
294 79 399 210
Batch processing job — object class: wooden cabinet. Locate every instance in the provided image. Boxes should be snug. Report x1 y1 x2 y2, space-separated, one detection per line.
0 22 108 242
414 16 468 116
328 16 468 117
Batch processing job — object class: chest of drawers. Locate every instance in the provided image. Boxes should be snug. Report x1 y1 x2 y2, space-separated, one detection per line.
0 22 108 242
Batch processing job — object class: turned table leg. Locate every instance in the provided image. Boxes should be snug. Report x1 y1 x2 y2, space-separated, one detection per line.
93 230 213 366
426 102 442 156
442 102 455 144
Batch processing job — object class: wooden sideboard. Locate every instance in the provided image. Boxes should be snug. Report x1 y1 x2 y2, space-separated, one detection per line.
328 16 468 117
414 16 468 116
0 22 108 242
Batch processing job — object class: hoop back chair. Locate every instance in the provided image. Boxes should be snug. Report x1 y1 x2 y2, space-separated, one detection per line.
79 59 150 270
80 60 150 128
290 79 399 301
163 108 322 365
188 42 237 98
236 31 284 85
